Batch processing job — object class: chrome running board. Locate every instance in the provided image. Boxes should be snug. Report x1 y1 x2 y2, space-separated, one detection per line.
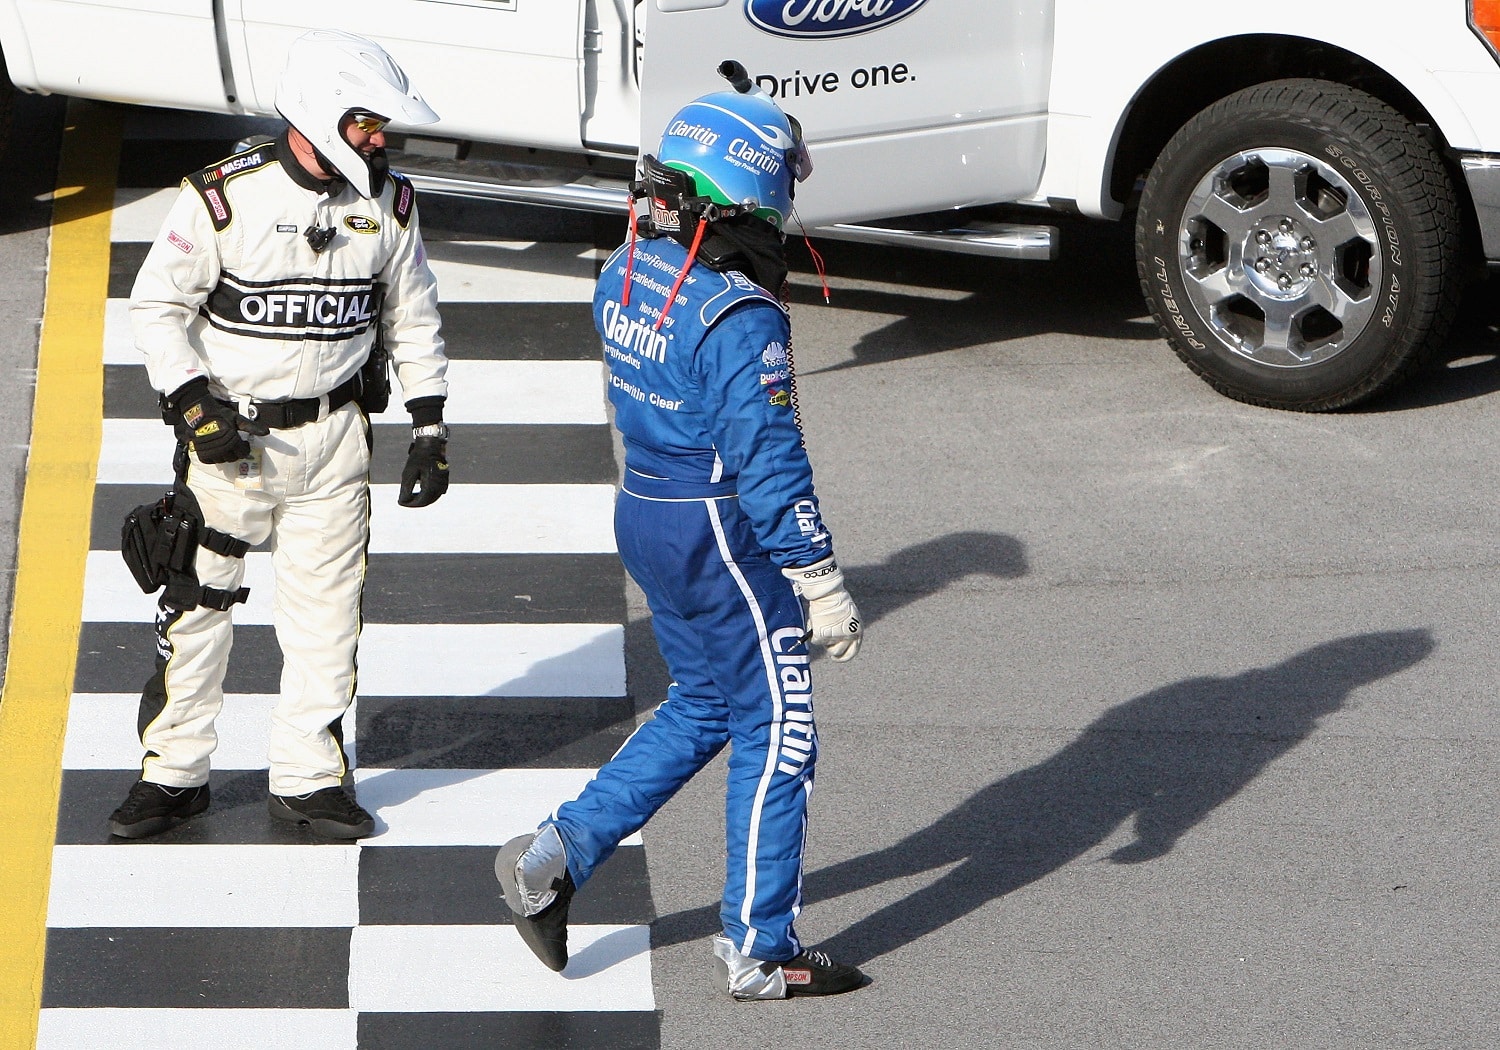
403 167 1058 260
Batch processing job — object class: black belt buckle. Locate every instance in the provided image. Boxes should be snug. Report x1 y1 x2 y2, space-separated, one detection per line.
234 378 356 430
244 395 319 429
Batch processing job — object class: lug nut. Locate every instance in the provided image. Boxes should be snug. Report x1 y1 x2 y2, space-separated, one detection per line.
1300 263 1316 277
1255 258 1271 273
1256 231 1272 245
1300 237 1315 251
1278 273 1293 289
1279 219 1294 232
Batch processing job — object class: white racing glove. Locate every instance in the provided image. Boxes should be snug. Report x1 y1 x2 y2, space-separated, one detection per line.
782 555 863 662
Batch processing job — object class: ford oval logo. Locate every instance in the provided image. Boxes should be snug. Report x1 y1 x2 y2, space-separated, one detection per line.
745 0 930 40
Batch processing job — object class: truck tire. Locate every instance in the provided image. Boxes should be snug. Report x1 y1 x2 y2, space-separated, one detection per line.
1135 79 1460 411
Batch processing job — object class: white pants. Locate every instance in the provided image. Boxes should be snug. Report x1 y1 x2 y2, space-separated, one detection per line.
139 402 371 796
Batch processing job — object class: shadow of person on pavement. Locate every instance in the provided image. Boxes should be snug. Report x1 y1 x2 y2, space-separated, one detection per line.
811 628 1435 962
648 628 1434 961
839 530 1028 624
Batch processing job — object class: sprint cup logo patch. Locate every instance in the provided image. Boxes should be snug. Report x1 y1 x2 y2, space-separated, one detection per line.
345 215 380 234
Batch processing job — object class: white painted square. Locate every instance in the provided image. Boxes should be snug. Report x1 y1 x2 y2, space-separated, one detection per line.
356 622 625 697
441 359 606 425
82 549 276 625
368 484 617 554
428 241 598 303
110 187 178 243
47 844 360 927
38 1009 355 1049
62 692 285 769
351 767 641 848
349 924 654 1011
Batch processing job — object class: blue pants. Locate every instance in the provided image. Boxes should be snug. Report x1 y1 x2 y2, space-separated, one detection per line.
550 487 817 962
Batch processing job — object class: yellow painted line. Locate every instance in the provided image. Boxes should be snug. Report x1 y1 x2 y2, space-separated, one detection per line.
0 99 122 1050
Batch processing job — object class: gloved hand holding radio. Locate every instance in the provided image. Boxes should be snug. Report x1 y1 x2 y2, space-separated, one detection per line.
782 556 863 662
170 376 270 464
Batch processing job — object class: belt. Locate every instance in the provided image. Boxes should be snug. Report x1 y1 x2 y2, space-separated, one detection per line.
621 469 739 501
227 375 361 430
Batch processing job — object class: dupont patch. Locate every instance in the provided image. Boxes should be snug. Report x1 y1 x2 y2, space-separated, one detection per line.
167 231 194 254
345 215 380 234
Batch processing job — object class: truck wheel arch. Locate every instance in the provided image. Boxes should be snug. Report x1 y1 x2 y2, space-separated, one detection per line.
1108 35 1443 214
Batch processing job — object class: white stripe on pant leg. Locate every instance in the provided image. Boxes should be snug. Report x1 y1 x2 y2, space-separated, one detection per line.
704 498 786 958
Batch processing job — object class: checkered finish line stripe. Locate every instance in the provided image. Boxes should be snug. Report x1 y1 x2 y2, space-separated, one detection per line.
30 111 658 1049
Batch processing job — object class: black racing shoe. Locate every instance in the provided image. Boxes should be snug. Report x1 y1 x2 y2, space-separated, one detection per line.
495 831 575 972
513 874 575 973
108 780 210 839
772 948 869 998
268 785 374 839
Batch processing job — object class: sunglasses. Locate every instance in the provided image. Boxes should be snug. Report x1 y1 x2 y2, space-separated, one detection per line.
350 113 388 135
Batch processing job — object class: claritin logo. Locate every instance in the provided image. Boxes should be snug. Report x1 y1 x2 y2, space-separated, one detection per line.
744 0 929 39
666 119 719 147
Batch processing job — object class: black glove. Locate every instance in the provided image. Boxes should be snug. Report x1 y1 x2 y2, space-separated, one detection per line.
171 377 270 464
399 436 450 507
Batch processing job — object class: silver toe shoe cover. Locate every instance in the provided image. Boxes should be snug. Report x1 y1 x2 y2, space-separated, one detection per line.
712 934 788 1001
495 823 568 917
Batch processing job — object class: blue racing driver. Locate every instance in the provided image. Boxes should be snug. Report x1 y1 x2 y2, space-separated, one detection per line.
495 71 868 999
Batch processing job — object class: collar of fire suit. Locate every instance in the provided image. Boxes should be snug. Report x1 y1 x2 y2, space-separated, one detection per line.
685 213 790 301
276 128 347 197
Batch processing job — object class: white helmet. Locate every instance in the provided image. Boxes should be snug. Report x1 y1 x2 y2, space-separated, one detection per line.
274 29 438 198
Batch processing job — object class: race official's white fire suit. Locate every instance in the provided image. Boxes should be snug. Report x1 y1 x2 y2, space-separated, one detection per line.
129 133 447 795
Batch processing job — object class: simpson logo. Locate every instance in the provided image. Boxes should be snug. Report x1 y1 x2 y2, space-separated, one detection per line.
277 224 297 233
345 215 381 234
745 0 930 39
168 231 193 254
204 188 228 223
783 967 813 986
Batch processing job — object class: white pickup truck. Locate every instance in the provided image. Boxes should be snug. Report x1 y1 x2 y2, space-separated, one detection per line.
3 1 1499 410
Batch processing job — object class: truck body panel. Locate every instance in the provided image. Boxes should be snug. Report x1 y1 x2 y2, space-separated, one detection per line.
4 0 1497 410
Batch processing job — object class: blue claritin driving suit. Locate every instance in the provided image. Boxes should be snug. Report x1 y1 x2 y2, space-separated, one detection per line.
548 233 832 962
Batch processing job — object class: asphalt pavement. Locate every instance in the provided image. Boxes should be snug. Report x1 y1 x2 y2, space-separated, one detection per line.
0 94 1495 1048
